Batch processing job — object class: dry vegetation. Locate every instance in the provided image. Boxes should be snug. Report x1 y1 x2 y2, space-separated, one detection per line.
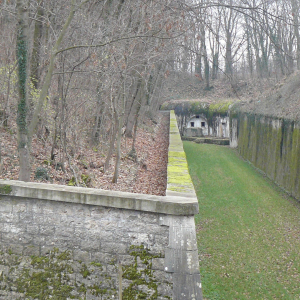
0 113 169 196
237 71 300 120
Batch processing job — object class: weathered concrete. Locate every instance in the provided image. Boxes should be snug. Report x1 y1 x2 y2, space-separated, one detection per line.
0 111 202 299
0 180 199 216
182 136 230 146
231 112 300 201
166 111 202 300
183 127 204 138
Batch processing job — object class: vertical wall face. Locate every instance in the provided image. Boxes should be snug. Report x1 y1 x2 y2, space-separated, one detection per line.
0 110 202 300
167 111 203 300
230 118 238 148
236 113 300 199
0 194 172 300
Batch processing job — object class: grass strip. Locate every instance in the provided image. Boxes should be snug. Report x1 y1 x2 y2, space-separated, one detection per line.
184 142 300 300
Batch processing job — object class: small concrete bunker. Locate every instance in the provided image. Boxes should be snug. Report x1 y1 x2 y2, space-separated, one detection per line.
161 99 234 140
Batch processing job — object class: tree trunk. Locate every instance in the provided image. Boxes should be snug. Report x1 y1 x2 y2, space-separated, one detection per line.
125 78 144 138
112 111 123 183
27 0 78 143
112 85 125 183
195 53 202 80
104 119 117 172
16 0 31 181
225 29 233 78
91 85 105 144
291 0 300 70
30 0 44 89
200 23 210 89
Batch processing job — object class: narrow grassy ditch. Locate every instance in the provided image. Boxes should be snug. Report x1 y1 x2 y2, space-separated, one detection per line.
183 142 300 300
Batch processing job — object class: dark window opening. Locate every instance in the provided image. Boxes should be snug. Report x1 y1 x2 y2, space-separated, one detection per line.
191 122 195 127
196 115 200 118
222 122 226 126
201 122 205 127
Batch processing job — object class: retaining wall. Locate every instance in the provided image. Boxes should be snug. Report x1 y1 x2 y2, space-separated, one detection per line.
232 112 300 200
0 111 202 300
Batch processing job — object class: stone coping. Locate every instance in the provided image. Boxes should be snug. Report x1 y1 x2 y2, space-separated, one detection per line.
182 136 230 145
167 110 197 196
0 111 199 216
0 179 198 216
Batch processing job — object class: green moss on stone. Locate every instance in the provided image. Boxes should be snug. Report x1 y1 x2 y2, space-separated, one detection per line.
0 185 12 195
0 247 118 299
168 151 186 159
80 263 91 278
168 185 187 192
122 245 165 300
167 111 195 193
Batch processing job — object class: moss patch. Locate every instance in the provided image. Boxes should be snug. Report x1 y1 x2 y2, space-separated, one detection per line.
0 247 117 300
0 185 12 195
122 245 170 300
236 111 300 201
167 111 195 193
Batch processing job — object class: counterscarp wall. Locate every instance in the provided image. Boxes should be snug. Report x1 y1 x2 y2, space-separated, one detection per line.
232 112 300 200
0 111 202 300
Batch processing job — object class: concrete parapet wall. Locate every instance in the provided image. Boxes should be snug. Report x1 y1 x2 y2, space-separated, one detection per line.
234 112 300 200
0 112 202 299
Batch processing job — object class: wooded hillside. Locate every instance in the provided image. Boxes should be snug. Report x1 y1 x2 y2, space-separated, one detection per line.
1 0 300 189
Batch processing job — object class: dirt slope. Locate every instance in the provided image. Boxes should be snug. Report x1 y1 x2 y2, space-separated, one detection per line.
236 71 300 120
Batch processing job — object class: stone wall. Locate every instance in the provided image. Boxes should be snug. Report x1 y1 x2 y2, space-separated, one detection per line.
232 112 300 200
0 111 202 300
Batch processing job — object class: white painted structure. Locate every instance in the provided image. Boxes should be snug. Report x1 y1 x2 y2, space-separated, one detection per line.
187 115 209 135
186 114 230 138
214 116 230 138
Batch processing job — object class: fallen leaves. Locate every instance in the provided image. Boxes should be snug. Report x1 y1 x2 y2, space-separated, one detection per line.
0 112 169 196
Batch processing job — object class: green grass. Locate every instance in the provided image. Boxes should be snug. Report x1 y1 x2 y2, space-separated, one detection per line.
183 142 300 300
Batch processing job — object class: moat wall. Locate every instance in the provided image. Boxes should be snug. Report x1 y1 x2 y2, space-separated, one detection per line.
232 112 300 200
0 111 202 300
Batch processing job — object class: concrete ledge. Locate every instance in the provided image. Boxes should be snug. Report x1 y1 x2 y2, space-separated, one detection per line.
0 180 198 216
182 136 230 145
167 110 197 197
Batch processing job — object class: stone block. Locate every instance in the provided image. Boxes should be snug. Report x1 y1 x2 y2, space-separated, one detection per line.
22 245 40 256
151 258 165 271
80 238 100 251
73 250 91 262
30 202 44 214
42 201 56 214
39 225 55 235
164 248 199 274
90 206 106 217
19 212 33 223
1 243 23 255
0 213 15 223
101 242 128 255
40 245 55 256
172 273 202 300
32 235 47 246
157 282 173 298
0 201 13 212
169 225 198 251
12 202 26 213
32 213 44 224
74 205 91 217
91 252 117 265
26 224 40 235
